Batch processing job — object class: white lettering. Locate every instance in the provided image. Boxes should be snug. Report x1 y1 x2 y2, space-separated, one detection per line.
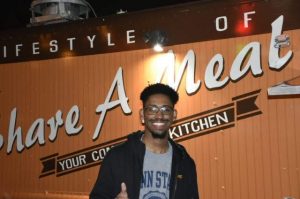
0 133 3 149
107 33 115 46
127 30 135 44
230 42 262 81
181 123 190 134
58 155 86 171
49 40 58 53
67 37 76 51
208 115 217 127
177 125 183 136
58 160 65 170
32 42 40 55
65 105 82 135
87 35 96 48
93 67 132 140
216 112 228 123
215 16 228 31
78 154 86 165
4 106 85 153
199 118 209 129
7 108 24 153
91 147 111 161
25 118 45 147
3 46 7 58
1 15 294 155
269 15 293 69
157 50 201 94
168 127 179 139
47 110 64 141
15 44 23 57
244 11 255 28
191 120 200 132
205 54 229 89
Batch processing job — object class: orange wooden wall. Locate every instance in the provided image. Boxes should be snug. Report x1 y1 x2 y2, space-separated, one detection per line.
0 29 299 199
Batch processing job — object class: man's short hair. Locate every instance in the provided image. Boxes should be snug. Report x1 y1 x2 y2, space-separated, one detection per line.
140 83 179 106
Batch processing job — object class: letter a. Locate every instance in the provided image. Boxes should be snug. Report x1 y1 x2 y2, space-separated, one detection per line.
93 67 131 140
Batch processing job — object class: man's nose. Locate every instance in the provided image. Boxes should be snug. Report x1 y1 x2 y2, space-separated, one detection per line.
154 109 164 118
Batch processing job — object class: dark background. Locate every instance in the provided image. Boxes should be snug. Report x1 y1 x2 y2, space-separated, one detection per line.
0 0 207 31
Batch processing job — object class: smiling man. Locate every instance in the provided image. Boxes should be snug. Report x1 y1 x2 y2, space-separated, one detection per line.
90 83 199 199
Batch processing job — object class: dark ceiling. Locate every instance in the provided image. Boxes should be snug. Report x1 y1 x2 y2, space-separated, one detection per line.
0 0 203 31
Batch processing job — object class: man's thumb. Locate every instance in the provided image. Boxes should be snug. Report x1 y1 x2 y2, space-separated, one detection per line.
121 182 127 192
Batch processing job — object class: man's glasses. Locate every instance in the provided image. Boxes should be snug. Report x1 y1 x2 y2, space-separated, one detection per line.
143 105 174 115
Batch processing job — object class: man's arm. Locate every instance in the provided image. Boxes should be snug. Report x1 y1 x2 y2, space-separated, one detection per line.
189 160 200 199
89 154 116 199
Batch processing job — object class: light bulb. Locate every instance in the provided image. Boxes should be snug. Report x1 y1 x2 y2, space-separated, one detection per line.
153 43 163 52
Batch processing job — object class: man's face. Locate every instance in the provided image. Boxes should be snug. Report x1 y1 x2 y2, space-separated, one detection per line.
140 94 177 139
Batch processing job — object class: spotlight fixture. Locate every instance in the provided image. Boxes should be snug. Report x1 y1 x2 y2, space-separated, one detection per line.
29 0 97 26
144 30 168 52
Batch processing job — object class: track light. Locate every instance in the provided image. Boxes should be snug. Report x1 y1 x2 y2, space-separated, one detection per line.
29 0 97 26
153 44 164 52
144 30 168 52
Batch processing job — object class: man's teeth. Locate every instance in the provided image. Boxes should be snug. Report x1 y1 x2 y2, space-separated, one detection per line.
153 122 164 125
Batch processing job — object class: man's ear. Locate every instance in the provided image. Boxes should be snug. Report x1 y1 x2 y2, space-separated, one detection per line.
173 109 177 120
139 109 145 124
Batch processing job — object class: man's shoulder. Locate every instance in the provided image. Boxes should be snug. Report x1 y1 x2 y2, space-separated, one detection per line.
104 130 143 156
170 140 195 163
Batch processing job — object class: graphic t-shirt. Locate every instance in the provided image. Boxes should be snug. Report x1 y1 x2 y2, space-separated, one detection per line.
139 142 173 199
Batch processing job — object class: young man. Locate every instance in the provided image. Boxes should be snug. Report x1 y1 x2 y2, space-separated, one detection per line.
90 83 199 199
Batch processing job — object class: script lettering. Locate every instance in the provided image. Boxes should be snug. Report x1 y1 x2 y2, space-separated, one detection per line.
93 67 132 140
65 105 83 135
269 15 293 69
157 50 201 94
25 118 45 147
7 108 24 153
47 110 64 141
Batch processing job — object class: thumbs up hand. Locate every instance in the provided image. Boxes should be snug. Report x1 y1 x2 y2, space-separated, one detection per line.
115 182 129 199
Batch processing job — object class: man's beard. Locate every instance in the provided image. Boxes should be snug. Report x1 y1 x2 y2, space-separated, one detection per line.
150 130 168 139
